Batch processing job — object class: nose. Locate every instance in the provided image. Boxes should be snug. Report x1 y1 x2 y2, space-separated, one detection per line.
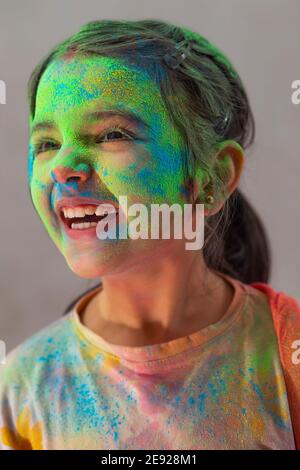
51 162 92 184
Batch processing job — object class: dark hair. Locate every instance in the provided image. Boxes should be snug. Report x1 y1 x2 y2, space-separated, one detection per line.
27 19 271 314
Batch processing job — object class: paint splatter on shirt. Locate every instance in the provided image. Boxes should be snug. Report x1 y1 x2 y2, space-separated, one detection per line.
0 272 299 450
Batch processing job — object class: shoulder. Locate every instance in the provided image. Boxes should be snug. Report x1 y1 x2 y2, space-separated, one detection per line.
249 283 300 449
0 313 81 450
249 281 300 373
249 282 300 333
0 313 76 393
227 276 300 345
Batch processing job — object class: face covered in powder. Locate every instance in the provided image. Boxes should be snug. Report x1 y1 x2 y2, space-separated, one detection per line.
28 54 199 278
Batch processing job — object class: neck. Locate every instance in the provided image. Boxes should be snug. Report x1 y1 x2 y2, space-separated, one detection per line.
80 242 234 345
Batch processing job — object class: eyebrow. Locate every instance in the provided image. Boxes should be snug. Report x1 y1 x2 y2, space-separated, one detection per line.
30 108 151 137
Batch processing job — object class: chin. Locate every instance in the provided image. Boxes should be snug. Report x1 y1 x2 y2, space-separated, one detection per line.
63 250 115 279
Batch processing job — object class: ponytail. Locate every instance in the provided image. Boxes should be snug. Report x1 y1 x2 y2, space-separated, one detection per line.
203 188 271 284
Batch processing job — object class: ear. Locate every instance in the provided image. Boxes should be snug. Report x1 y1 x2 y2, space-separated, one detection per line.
193 140 245 216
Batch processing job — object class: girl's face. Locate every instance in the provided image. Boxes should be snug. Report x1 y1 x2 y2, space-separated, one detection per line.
29 54 196 277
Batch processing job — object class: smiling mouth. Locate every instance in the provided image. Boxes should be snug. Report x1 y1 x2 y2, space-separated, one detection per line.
59 205 119 231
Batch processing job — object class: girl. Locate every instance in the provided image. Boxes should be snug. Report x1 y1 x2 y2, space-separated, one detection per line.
0 19 299 450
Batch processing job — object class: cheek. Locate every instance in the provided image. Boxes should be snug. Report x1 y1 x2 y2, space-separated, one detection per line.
30 181 50 223
97 145 185 203
28 149 52 220
29 150 54 189
96 148 155 198
29 168 60 239
30 161 51 214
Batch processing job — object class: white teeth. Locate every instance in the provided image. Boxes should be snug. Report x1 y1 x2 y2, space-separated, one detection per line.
67 208 75 218
71 222 97 229
84 206 97 215
95 204 117 216
74 207 85 218
62 205 97 218
62 204 117 220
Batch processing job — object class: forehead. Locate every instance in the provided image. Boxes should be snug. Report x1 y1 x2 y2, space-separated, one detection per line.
33 55 169 126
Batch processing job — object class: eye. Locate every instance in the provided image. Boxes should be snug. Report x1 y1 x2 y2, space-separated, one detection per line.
33 140 60 155
96 126 135 143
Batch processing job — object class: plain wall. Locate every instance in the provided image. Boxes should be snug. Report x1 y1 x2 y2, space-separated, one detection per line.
0 0 299 353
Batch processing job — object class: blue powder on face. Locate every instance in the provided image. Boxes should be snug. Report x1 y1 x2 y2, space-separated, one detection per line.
28 144 35 185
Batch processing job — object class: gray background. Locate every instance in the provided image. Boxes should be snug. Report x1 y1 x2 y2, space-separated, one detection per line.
0 0 299 353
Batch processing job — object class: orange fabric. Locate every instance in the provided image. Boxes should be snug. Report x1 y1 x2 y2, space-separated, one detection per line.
251 282 300 449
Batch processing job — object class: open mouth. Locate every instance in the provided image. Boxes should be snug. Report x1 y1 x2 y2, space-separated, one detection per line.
59 204 119 231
